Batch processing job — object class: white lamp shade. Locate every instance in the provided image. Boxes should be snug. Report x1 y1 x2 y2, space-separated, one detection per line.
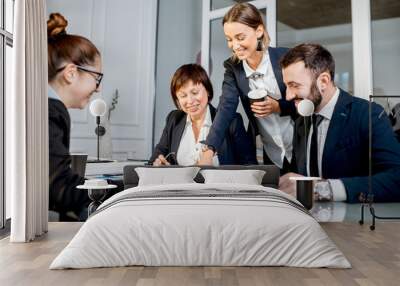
297 99 314 117
89 98 107 117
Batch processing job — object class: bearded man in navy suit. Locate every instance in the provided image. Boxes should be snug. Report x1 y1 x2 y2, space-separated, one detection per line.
279 43 400 203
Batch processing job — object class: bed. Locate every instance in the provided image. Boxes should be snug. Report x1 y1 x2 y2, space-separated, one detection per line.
50 165 350 269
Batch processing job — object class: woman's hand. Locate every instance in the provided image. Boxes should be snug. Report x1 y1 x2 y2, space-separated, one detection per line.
153 154 171 166
250 96 280 117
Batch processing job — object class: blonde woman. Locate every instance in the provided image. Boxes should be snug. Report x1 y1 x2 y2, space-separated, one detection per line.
201 3 297 173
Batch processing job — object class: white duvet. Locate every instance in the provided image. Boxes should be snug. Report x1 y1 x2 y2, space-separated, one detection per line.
50 183 351 269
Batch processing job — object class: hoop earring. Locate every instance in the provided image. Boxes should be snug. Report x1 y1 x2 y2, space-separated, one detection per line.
256 37 263 51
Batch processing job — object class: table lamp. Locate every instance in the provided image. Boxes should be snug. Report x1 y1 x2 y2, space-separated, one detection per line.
297 99 314 117
89 98 111 162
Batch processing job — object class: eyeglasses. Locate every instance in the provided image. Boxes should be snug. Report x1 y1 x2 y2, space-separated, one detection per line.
56 64 104 89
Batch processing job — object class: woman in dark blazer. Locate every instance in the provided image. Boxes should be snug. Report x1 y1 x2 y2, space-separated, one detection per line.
48 13 104 220
201 3 297 173
149 64 257 166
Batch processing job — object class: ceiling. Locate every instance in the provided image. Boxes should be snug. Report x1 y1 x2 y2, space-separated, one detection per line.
277 0 400 29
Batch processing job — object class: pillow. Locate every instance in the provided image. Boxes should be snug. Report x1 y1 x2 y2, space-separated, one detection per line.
200 169 266 185
135 167 200 186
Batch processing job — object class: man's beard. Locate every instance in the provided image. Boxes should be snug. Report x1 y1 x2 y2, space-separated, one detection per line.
309 80 322 109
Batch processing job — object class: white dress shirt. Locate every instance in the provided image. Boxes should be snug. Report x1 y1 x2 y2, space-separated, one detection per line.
48 86 61 101
177 106 220 166
243 51 294 168
306 88 347 201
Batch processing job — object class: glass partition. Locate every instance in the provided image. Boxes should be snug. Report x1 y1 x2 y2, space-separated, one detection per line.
211 0 251 10
371 0 400 96
362 95 400 229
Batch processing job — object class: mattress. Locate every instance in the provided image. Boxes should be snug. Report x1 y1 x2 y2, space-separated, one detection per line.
50 183 351 269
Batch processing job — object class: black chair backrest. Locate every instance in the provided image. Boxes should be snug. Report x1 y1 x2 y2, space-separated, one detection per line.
123 165 280 189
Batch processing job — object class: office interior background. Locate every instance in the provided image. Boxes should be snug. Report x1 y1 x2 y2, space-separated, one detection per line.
1 0 400 228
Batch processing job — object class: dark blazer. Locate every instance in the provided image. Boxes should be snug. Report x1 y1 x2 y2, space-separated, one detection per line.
205 47 296 155
49 98 89 214
149 105 257 165
291 89 400 203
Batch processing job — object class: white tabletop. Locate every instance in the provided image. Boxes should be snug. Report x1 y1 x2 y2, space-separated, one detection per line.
76 184 117 190
85 160 146 176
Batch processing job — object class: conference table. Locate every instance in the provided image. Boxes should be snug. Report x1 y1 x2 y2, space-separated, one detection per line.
311 201 400 223
84 160 400 225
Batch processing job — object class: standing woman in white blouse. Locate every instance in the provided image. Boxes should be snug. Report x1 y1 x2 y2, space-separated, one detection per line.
149 64 257 166
200 3 297 173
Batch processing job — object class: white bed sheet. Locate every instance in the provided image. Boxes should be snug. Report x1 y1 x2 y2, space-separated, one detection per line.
50 183 351 269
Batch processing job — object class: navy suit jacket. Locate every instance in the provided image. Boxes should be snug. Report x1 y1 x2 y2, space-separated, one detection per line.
149 104 257 165
291 89 400 203
205 47 295 153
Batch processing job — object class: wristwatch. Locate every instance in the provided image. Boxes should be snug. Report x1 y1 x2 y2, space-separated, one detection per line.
314 180 333 201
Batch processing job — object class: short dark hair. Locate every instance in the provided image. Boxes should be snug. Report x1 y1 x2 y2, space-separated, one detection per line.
170 64 213 109
280 43 335 81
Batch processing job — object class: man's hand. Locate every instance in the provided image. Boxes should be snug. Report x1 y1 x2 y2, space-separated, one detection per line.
251 96 280 117
279 172 304 198
153 154 171 166
197 150 214 165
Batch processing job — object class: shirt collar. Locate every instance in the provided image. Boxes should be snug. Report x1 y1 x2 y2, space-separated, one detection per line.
48 86 61 101
317 87 340 120
185 105 212 127
243 50 269 78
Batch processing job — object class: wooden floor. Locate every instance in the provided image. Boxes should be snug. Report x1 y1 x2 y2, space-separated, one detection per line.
0 222 399 286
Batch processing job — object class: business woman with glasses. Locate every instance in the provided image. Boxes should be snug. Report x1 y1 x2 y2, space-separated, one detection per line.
47 13 104 220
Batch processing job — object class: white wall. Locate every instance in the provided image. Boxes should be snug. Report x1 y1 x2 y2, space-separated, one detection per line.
209 18 232 108
153 0 202 147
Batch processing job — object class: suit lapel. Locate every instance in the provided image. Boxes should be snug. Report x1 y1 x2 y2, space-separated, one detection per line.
237 63 250 97
268 47 286 98
170 114 187 154
322 90 352 177
209 104 217 120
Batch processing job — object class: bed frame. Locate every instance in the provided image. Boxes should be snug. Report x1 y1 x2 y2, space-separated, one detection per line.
123 165 280 189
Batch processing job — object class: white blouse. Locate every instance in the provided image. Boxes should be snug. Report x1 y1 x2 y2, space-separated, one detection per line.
243 50 294 168
177 106 220 166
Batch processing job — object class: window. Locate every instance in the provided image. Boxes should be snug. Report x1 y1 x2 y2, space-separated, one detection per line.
277 0 353 92
210 0 252 10
371 0 400 96
0 0 14 231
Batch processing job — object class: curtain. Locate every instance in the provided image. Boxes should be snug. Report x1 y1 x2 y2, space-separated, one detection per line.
7 0 48 242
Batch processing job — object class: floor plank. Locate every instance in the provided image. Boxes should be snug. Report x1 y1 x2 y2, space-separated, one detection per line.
0 222 399 286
